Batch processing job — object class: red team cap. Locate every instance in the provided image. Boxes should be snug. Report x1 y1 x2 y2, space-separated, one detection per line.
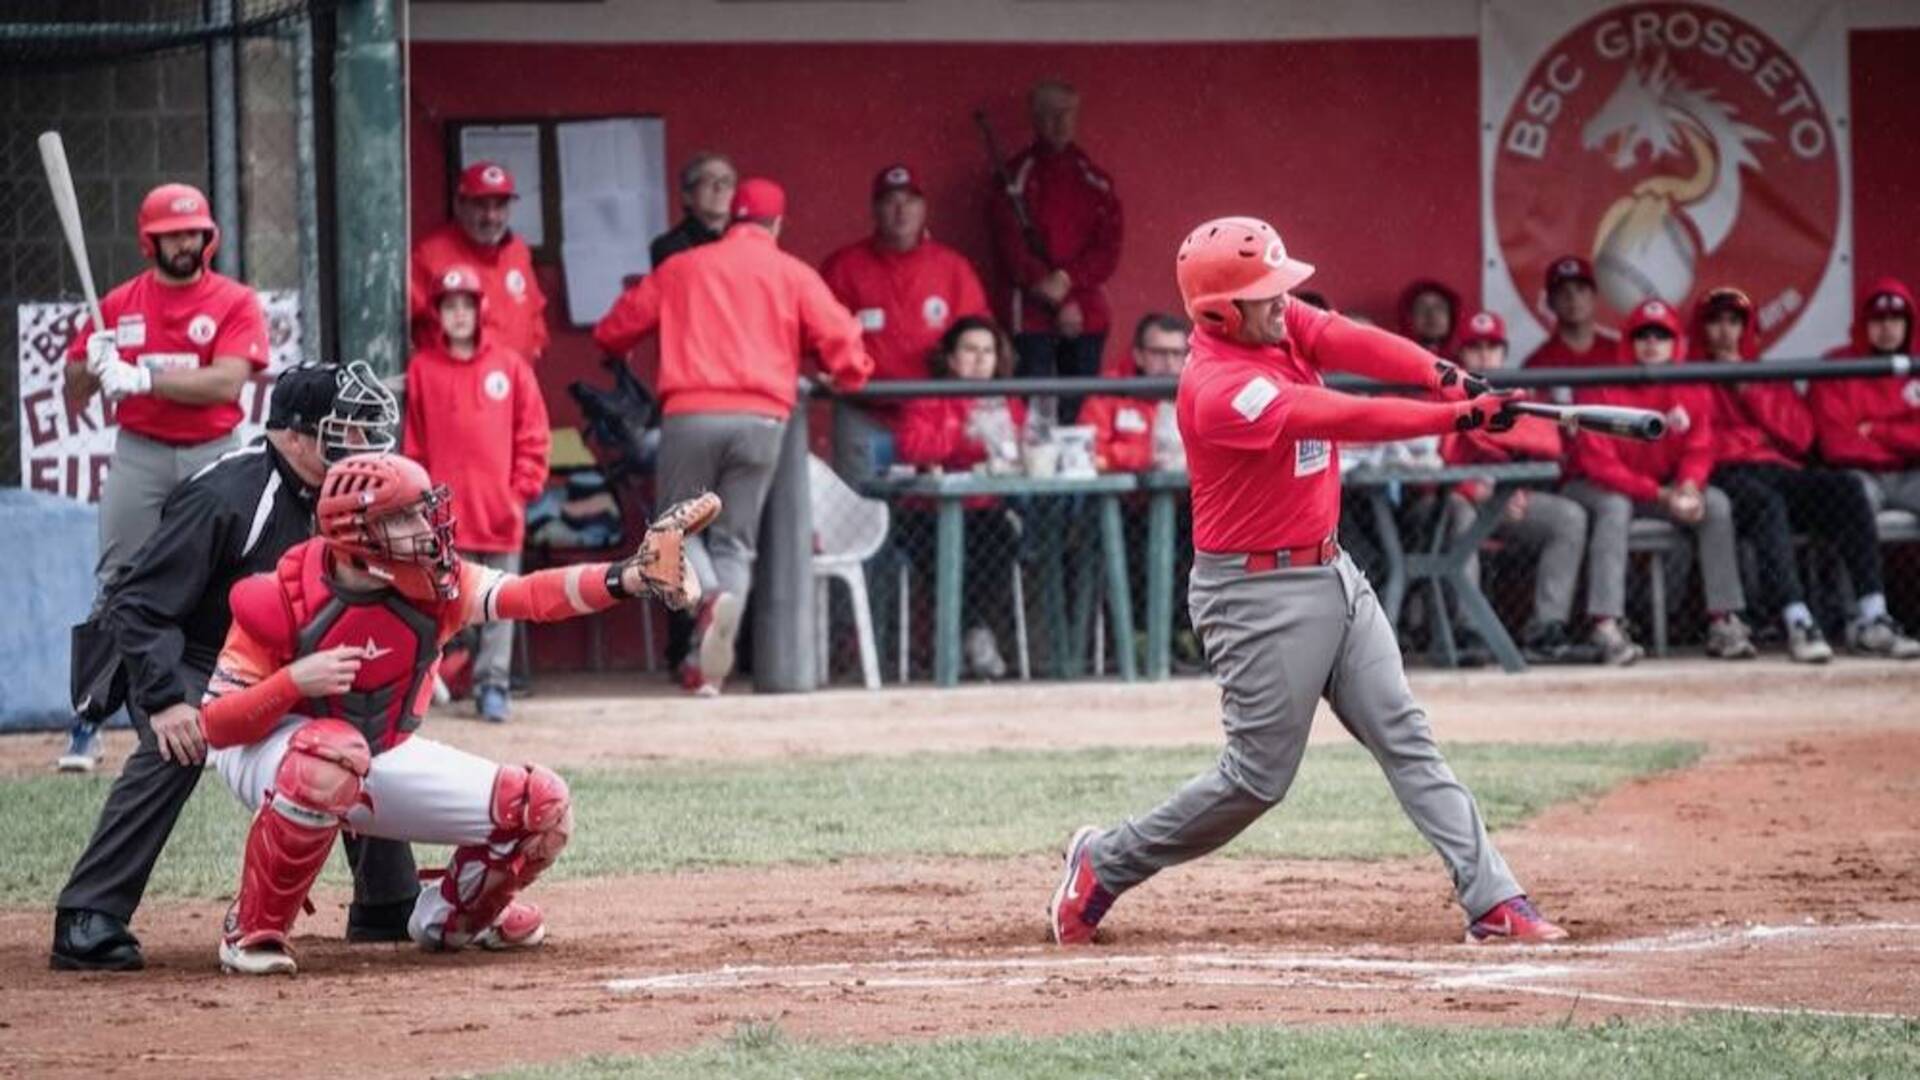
1868 291 1912 316
1175 216 1315 338
1624 298 1685 338
137 182 219 259
1545 255 1596 292
871 164 922 198
1457 310 1507 347
730 177 787 222
457 161 518 200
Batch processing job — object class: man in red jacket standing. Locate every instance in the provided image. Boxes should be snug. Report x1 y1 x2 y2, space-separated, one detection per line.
404 266 553 721
595 178 873 695
1563 299 1755 665
1695 287 1916 661
410 162 549 365
1810 277 1920 519
1523 257 1620 371
989 79 1123 420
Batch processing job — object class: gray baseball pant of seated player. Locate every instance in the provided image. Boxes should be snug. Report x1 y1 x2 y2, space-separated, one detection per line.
1087 550 1522 921
1563 479 1746 619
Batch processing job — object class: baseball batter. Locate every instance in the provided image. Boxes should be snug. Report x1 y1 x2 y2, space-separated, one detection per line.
196 453 717 974
1050 217 1568 946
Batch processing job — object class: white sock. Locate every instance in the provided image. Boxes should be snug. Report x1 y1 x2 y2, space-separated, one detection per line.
1857 593 1888 624
1782 602 1815 631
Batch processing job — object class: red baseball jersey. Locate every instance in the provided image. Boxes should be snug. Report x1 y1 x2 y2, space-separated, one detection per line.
68 269 268 445
1177 302 1341 553
819 237 989 383
410 223 549 363
1522 326 1621 370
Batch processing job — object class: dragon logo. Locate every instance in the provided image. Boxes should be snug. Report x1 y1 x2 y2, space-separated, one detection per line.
1492 3 1840 355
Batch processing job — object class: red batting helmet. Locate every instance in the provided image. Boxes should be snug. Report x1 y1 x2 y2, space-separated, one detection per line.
1175 217 1315 338
430 264 485 305
318 453 459 602
137 182 219 261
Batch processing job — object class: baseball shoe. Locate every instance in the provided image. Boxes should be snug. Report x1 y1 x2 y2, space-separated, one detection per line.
1704 613 1758 660
220 932 298 975
1588 619 1643 667
50 909 144 972
1049 826 1116 946
477 684 510 724
965 625 1008 680
1848 615 1920 660
1466 895 1568 944
692 591 744 693
56 721 103 773
1787 620 1834 664
473 901 547 951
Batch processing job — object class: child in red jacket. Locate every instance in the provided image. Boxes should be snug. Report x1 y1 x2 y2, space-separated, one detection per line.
1563 298 1755 664
1703 286 1918 660
1439 312 1591 662
404 265 552 721
1810 277 1920 516
893 316 1026 678
1078 313 1190 473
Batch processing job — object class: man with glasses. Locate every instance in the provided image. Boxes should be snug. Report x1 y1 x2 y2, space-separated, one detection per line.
651 153 738 269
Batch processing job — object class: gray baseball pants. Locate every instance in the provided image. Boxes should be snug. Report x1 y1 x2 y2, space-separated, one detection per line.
1857 469 1920 516
95 430 240 593
1563 480 1746 618
655 412 786 599
1444 490 1588 626
463 550 521 691
1086 550 1523 920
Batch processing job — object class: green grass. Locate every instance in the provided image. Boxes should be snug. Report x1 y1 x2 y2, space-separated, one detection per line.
3 741 1700 906
492 1014 1920 1079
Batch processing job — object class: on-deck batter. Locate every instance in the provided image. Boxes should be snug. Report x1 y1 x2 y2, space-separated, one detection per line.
1049 217 1568 946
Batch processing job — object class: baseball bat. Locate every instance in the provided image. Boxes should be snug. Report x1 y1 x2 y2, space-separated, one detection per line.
37 131 105 333
1512 401 1666 441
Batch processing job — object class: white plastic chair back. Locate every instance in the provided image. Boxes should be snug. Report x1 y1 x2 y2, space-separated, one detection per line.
808 455 890 564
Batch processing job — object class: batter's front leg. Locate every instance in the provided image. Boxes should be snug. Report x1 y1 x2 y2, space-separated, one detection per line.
1323 557 1520 920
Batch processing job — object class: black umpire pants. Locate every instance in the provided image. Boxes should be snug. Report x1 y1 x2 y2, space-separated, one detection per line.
1713 463 1883 619
57 670 419 923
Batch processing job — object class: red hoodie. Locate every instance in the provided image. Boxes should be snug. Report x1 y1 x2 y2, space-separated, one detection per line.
1809 276 1920 469
404 319 551 554
1569 299 1714 501
1689 289 1814 469
988 142 1123 335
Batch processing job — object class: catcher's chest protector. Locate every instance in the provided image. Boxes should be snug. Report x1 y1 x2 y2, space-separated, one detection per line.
276 541 447 753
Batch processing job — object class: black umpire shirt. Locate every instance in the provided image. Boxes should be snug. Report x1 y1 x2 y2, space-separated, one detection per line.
107 438 315 716
647 214 723 270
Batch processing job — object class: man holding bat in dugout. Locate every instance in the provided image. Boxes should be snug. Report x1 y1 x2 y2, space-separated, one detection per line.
58 182 270 773
1050 217 1569 948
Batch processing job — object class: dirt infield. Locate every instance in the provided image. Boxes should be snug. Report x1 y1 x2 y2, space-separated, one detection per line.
2 660 1916 1079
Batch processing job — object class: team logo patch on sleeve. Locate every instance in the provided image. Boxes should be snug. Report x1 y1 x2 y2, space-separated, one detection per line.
1230 376 1280 422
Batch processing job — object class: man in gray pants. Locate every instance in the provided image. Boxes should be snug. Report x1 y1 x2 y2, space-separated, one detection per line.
1051 216 1567 947
594 177 871 694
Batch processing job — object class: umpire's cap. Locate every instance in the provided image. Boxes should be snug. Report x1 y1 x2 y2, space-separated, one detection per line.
266 364 339 434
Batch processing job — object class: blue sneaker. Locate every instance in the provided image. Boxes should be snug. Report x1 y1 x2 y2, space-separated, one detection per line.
57 722 103 773
477 685 510 724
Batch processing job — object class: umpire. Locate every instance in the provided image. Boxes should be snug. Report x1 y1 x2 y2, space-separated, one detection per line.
52 363 421 971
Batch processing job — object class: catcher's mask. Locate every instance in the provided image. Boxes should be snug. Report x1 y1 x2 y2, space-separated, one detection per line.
318 453 459 601
319 361 401 464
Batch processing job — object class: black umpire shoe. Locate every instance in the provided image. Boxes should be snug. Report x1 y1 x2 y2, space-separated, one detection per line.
50 908 144 971
345 897 416 944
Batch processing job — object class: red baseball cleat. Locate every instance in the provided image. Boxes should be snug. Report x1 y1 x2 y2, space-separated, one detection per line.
1049 825 1115 945
1466 895 1568 944
475 900 546 951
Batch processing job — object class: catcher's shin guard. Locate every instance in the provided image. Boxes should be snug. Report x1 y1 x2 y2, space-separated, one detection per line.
227 720 371 953
418 763 572 950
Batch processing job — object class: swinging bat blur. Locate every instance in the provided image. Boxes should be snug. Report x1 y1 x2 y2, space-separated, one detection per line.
1511 401 1666 441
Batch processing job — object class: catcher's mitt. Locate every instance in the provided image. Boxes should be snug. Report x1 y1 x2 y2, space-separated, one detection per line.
620 492 721 611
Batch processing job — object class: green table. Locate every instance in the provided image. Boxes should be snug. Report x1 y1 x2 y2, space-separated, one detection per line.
1140 470 1192 681
860 471 1140 686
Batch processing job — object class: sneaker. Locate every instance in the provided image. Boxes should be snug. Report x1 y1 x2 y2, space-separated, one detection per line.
1848 615 1920 660
473 901 547 951
964 625 1008 680
55 722 103 773
220 932 298 976
1048 826 1116 946
1705 613 1759 660
1465 895 1569 944
1786 620 1834 664
477 684 510 724
1589 620 1644 667
693 592 744 691
1520 620 1596 664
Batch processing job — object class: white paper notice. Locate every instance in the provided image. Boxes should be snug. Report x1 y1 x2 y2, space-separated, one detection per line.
556 118 669 326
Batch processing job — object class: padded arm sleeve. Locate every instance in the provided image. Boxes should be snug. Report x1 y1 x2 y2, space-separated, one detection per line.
200 668 302 750
476 563 621 627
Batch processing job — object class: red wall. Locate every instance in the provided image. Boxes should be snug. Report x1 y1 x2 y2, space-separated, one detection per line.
1849 28 1920 295
408 40 1481 426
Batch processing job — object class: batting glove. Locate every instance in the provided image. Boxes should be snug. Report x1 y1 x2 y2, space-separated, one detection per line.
98 359 153 401
84 330 119 376
1434 360 1494 402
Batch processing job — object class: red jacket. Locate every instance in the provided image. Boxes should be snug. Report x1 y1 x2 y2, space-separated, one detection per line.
410 223 549 363
1569 381 1716 501
1708 382 1814 469
1523 326 1621 370
819 237 989 383
893 395 1027 472
1810 277 1920 470
594 226 871 419
989 142 1123 335
403 337 551 554
1079 394 1169 473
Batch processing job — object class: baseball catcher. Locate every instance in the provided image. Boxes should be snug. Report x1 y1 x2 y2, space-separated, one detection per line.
199 452 716 974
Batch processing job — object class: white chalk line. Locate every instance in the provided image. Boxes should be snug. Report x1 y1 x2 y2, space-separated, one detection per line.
603 921 1920 1021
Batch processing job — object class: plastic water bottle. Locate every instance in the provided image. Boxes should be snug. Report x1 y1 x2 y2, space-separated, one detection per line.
1152 400 1185 470
1023 395 1059 476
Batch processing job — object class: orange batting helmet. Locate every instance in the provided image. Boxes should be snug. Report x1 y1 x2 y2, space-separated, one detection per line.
1175 217 1315 339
